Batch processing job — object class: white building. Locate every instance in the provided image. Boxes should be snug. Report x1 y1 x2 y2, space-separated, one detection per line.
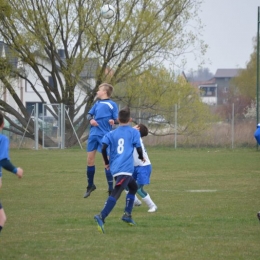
0 41 98 120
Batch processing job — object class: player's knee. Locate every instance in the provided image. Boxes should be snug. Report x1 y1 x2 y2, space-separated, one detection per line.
0 210 7 225
129 185 138 194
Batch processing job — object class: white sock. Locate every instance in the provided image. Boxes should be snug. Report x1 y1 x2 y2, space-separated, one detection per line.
135 195 140 202
142 193 156 209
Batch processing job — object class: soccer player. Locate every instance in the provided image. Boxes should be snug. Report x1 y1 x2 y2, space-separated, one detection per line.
84 83 118 198
132 124 157 212
94 107 144 233
0 112 23 234
254 123 260 145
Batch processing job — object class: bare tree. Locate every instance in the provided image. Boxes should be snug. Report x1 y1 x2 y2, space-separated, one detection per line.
0 0 206 147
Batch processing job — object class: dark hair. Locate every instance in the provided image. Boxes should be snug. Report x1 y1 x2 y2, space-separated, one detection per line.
118 106 130 123
0 112 3 126
99 83 114 97
138 123 148 137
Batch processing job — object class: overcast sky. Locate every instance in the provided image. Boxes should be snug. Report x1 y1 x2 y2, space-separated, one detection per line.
181 0 260 74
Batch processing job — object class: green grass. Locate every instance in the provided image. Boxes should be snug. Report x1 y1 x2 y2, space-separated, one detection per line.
0 147 259 260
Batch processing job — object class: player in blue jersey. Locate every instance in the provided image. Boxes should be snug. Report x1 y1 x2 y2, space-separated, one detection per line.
254 123 260 145
94 107 144 233
84 83 118 198
0 112 23 234
132 124 157 212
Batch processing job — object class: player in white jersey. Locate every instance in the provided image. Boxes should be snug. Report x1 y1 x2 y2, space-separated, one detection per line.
132 124 157 212
94 107 144 233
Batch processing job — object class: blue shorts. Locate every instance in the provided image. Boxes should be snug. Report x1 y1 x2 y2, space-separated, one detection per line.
133 165 152 185
87 135 103 153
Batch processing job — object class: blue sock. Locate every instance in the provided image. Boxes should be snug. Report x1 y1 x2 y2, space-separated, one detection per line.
87 166 95 187
100 196 117 220
125 194 135 215
105 168 113 191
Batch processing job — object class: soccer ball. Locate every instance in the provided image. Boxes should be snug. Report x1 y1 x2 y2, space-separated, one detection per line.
100 4 115 19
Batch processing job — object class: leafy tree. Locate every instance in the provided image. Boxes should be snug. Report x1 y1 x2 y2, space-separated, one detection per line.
114 67 214 136
0 0 206 147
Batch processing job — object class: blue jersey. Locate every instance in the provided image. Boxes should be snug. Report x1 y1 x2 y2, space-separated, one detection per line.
254 126 260 145
0 134 9 161
0 134 10 177
102 125 141 177
88 99 118 136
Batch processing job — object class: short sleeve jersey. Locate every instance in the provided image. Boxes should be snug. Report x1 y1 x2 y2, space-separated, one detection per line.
0 134 10 177
133 138 151 166
0 134 9 161
102 125 141 177
88 99 118 136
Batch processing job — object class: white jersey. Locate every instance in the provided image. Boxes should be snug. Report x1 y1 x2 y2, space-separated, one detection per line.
133 138 151 166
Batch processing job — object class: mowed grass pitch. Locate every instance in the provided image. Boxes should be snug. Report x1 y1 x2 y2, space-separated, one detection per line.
0 147 259 260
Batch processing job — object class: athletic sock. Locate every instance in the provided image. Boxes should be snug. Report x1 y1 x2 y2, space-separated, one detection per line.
142 193 156 208
124 193 135 214
105 168 113 191
87 166 95 187
100 196 117 220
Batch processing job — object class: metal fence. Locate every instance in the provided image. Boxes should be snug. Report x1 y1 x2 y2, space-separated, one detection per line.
4 103 259 149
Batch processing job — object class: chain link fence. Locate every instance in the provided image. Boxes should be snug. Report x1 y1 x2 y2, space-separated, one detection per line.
4 104 258 149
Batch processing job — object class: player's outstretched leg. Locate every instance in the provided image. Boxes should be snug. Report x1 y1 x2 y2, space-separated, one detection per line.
142 193 157 213
94 196 117 233
94 215 105 233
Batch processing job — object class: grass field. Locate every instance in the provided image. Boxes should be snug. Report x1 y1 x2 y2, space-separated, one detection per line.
0 147 259 260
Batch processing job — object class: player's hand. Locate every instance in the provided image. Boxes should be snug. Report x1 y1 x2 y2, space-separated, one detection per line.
133 125 140 130
108 119 114 125
16 167 23 178
104 164 110 170
90 119 98 126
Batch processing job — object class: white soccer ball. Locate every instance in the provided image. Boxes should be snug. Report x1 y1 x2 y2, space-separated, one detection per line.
100 4 115 19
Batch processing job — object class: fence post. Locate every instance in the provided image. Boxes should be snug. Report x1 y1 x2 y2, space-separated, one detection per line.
174 104 177 149
34 103 39 150
231 103 234 149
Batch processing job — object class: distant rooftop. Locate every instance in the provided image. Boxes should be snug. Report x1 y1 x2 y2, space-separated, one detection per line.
214 68 242 78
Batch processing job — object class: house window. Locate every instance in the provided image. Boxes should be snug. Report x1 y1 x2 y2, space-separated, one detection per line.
49 76 54 91
26 102 46 116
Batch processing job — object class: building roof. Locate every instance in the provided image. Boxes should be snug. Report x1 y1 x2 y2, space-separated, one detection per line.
214 68 242 78
190 79 216 88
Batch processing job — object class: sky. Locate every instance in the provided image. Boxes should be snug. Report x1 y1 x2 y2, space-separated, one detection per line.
181 0 260 74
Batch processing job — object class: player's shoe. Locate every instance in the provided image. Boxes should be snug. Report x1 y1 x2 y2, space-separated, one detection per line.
134 198 142 206
83 185 96 198
94 214 105 233
121 213 136 226
148 205 158 213
257 212 260 222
